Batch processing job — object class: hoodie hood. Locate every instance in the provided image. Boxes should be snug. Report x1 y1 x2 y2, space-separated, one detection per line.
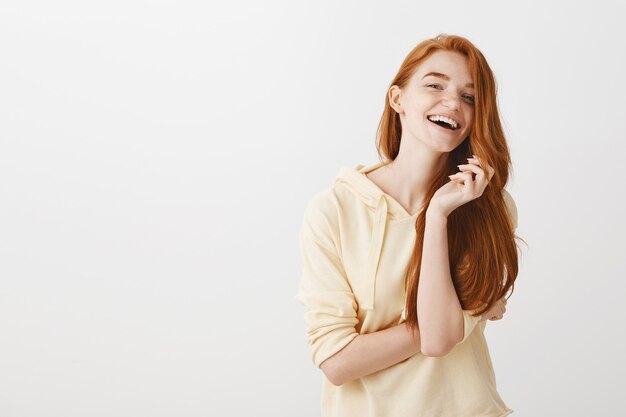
333 161 420 312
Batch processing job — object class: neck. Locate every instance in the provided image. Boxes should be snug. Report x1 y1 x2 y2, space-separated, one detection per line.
382 137 448 209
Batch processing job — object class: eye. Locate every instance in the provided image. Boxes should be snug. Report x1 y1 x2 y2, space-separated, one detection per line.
427 84 442 90
463 95 475 104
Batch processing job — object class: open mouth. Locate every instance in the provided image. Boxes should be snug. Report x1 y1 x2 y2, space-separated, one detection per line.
427 115 460 131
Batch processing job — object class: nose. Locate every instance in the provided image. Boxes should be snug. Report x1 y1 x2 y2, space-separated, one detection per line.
442 93 460 111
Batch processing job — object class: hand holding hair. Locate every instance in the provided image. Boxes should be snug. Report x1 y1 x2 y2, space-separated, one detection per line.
428 155 496 218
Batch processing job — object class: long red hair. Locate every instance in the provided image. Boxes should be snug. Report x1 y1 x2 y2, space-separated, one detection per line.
375 34 522 332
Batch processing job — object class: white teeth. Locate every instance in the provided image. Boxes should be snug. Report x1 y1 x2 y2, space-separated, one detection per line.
428 115 458 129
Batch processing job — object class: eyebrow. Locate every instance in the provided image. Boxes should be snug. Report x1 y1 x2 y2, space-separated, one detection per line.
422 72 474 88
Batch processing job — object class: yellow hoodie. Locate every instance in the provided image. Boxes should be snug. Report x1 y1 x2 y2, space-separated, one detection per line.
295 160 517 417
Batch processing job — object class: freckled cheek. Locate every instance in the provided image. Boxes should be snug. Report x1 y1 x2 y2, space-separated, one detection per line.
465 112 474 131
464 116 473 126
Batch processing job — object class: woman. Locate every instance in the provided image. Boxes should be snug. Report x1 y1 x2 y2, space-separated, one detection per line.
296 34 519 417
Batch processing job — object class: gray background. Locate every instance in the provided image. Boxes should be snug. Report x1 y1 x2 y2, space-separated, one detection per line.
1 0 624 416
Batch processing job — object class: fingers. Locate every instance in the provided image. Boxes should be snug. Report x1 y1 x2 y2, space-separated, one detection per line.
488 298 508 321
457 162 486 181
450 166 481 193
468 155 495 180
458 163 483 176
489 310 504 320
454 155 494 194
456 164 484 189
448 171 473 184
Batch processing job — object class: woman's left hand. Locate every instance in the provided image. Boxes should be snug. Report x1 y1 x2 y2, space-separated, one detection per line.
427 155 495 218
479 297 507 322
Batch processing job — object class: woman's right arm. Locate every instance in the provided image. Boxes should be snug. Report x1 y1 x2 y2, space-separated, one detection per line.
296 193 420 386
319 322 420 386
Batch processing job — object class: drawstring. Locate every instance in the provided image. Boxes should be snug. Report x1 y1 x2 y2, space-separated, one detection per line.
361 194 388 310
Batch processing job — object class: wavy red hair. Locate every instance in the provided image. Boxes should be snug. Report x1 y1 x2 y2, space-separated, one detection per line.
375 34 522 332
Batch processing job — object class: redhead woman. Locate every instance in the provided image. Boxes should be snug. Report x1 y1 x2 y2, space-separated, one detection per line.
296 34 519 417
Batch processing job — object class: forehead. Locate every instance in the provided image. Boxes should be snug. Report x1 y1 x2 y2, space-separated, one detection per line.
413 50 472 84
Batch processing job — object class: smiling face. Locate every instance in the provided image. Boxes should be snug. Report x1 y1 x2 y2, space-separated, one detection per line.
389 50 475 153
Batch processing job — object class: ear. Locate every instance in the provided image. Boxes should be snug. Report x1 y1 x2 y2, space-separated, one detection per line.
388 85 403 115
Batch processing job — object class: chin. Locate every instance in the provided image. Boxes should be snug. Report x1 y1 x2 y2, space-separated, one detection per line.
411 128 467 154
424 139 463 154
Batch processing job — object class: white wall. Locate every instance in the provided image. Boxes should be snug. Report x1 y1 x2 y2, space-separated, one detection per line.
1 1 624 416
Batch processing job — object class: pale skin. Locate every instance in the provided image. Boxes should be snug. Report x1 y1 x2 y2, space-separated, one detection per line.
320 50 508 386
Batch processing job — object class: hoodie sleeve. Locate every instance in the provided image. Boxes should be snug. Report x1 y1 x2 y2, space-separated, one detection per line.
455 190 519 345
455 308 486 345
502 189 518 231
295 192 359 368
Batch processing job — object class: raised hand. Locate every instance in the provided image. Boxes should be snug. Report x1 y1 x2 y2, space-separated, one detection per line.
428 155 495 218
479 297 507 322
